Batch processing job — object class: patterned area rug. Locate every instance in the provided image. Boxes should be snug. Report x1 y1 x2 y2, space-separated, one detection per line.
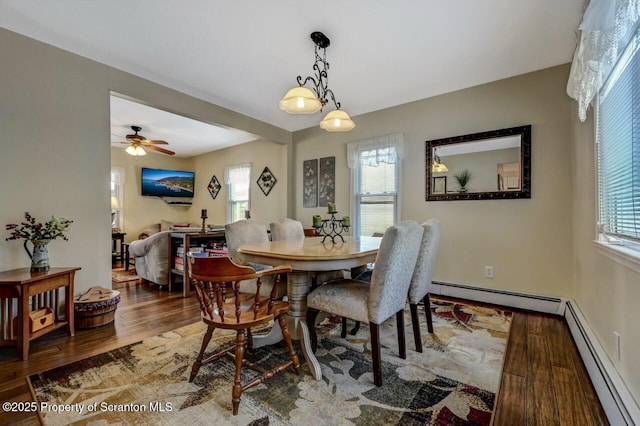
111 269 140 282
29 298 511 425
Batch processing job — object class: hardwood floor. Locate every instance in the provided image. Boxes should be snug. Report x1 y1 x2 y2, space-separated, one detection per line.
0 271 608 425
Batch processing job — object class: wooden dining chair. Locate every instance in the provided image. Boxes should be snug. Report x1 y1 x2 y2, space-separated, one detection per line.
305 221 423 386
187 255 300 415
408 219 442 352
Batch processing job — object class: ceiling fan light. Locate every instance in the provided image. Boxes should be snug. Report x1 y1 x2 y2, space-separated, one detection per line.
125 144 146 156
319 109 355 132
279 86 322 114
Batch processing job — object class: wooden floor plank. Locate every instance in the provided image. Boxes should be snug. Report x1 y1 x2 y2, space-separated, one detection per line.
493 372 527 426
527 326 560 425
552 366 596 426
502 311 527 377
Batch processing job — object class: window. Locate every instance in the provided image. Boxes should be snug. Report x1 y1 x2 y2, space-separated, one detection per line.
348 134 403 237
110 168 124 230
226 164 251 223
597 23 640 253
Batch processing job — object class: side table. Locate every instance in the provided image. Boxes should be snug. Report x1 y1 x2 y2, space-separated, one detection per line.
112 232 126 265
0 267 80 360
123 243 135 271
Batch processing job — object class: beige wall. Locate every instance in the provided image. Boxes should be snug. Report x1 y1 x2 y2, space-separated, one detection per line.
0 28 288 295
191 140 288 227
571 110 640 401
293 65 574 298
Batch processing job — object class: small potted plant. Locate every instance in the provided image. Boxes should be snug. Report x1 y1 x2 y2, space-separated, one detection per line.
454 169 472 193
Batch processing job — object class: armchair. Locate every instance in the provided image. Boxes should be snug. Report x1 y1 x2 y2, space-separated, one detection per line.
127 231 170 286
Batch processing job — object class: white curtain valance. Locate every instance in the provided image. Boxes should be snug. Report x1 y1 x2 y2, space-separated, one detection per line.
346 133 405 169
567 0 640 121
224 163 251 184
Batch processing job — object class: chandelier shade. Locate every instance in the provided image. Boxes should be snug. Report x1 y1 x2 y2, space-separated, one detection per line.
279 87 322 114
432 162 449 173
280 31 355 132
319 109 356 132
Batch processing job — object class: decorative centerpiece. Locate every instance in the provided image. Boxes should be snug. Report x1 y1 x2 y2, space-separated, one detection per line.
312 203 350 244
5 212 73 272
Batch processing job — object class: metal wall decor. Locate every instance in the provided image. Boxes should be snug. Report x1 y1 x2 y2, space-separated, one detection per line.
257 166 277 196
207 175 222 200
318 156 335 207
303 159 318 207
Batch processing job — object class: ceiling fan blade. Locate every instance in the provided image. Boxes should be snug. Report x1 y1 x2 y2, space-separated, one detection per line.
145 144 175 156
142 139 169 145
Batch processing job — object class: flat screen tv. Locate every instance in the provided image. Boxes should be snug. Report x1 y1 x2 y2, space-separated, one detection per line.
141 167 195 198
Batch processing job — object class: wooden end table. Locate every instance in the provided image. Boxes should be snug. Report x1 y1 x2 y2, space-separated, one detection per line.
0 267 80 360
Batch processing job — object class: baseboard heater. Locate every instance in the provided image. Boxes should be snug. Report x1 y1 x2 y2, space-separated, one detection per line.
431 280 639 425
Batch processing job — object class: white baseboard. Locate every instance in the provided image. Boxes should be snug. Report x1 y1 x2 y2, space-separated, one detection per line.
431 281 639 425
564 301 639 425
431 281 566 314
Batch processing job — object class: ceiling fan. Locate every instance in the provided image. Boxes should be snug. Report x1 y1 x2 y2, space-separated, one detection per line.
119 125 175 156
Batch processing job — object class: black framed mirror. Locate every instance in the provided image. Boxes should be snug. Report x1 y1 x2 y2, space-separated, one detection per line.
425 125 531 201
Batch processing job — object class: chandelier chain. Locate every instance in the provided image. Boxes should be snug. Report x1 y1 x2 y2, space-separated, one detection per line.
296 44 341 111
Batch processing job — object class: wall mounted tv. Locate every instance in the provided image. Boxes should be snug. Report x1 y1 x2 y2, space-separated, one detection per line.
141 168 195 198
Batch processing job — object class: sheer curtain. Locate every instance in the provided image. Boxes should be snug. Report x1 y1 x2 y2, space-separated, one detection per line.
346 133 404 169
567 0 640 121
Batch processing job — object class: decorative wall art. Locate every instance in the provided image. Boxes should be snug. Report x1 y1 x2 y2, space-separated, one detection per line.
303 159 318 207
257 166 277 196
318 156 335 207
207 175 222 200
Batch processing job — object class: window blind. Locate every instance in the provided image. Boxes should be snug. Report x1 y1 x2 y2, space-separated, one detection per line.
598 25 640 241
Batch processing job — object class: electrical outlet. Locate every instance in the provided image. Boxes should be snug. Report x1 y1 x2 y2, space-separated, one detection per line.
484 266 494 279
613 331 621 361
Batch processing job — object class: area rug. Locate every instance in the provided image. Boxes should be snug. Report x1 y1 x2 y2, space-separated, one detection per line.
111 269 140 283
28 298 512 425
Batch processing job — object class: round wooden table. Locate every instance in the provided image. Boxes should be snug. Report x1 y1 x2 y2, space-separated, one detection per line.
238 236 381 380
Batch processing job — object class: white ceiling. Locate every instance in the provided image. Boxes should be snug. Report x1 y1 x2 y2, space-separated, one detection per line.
0 0 584 156
110 95 258 157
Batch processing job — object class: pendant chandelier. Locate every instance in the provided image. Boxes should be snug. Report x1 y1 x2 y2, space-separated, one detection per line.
432 148 448 173
279 31 355 132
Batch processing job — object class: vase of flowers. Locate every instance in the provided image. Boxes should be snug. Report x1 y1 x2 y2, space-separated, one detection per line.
5 212 73 272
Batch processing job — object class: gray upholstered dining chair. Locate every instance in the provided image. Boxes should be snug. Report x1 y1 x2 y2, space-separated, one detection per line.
269 218 305 241
270 218 343 286
408 218 442 352
225 220 287 298
305 220 424 387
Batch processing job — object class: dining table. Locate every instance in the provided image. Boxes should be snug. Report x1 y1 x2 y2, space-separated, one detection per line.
237 235 381 380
